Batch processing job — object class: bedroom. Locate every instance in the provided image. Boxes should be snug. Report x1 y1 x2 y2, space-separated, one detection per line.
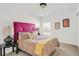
0 3 79 56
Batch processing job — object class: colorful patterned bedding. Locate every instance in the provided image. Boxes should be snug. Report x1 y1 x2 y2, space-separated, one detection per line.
17 34 60 56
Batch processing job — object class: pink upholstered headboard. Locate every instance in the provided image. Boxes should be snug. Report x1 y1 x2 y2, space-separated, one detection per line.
14 22 36 42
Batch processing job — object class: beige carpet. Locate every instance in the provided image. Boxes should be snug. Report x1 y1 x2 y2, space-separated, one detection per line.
6 43 79 56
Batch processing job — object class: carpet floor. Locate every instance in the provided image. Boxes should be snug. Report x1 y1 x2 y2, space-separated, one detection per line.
6 43 79 56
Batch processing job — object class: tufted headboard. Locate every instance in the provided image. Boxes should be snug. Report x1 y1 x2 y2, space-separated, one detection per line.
14 22 36 43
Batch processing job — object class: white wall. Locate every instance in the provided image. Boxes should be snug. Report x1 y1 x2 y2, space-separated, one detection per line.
78 15 79 47
39 12 78 46
78 16 79 47
52 12 77 45
76 4 79 47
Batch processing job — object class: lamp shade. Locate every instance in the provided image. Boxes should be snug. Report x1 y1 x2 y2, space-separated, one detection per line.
3 26 11 38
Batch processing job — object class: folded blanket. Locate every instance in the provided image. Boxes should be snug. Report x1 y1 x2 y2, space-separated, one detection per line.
35 37 52 56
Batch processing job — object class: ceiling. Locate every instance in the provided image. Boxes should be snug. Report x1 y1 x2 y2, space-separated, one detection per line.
0 3 78 17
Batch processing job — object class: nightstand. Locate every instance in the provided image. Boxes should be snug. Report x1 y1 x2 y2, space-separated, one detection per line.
0 44 2 56
0 43 15 56
3 43 15 56
0 43 6 56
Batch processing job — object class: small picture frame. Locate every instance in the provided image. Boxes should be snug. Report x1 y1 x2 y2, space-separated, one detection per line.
55 22 60 29
63 18 69 27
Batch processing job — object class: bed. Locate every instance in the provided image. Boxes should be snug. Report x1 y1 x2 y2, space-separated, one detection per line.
14 22 60 56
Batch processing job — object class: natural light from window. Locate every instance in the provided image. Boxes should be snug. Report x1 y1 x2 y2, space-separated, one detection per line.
42 22 51 35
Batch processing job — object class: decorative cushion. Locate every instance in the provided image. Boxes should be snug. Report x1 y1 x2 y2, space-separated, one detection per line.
33 31 38 36
19 32 30 40
28 31 38 39
19 31 38 40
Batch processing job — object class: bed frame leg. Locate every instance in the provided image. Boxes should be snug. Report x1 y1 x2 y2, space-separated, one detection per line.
16 43 18 54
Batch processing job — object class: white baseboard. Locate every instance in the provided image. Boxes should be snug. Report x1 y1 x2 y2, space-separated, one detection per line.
60 41 78 47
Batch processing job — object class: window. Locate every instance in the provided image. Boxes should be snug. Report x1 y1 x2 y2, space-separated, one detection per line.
42 22 51 35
